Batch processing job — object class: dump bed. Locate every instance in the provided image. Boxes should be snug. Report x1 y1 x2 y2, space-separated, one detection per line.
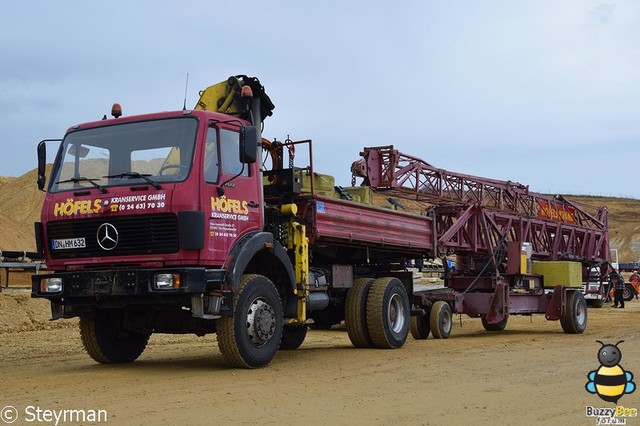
295 194 433 254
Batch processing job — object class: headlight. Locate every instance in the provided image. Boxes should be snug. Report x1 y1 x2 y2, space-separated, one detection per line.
40 277 63 293
154 273 181 290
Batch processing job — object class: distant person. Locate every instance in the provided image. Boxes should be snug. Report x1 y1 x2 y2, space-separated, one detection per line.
611 272 626 308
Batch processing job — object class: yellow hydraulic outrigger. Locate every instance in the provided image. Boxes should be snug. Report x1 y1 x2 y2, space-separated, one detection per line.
280 203 310 324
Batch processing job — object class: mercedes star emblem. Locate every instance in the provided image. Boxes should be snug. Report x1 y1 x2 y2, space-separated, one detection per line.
97 223 119 250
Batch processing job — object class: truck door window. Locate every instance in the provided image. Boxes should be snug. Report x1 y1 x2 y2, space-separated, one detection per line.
204 127 219 183
220 129 248 177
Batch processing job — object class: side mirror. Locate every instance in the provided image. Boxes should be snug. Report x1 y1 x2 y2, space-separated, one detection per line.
37 141 47 191
239 126 258 164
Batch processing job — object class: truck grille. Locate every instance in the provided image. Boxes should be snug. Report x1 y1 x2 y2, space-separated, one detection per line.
47 213 179 259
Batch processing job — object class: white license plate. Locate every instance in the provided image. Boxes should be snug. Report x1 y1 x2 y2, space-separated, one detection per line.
51 238 86 250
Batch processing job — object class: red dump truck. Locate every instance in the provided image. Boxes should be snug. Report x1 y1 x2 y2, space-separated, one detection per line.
32 75 611 368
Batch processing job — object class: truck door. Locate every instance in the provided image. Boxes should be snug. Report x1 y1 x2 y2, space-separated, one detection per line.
201 124 262 262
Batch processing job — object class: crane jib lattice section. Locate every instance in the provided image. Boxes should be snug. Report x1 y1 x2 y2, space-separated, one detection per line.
352 145 609 263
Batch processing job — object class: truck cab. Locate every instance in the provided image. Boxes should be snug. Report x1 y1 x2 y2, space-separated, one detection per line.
32 105 302 368
41 109 262 269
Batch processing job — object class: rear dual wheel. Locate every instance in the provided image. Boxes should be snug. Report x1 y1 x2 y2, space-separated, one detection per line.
366 277 410 349
346 277 410 349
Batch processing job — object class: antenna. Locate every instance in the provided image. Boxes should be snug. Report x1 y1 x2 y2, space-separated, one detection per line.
182 73 190 110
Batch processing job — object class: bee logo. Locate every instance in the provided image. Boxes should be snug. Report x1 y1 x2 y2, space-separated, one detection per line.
586 340 636 404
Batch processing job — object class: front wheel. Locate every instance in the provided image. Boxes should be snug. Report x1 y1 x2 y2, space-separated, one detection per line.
560 291 587 334
279 325 308 350
365 277 410 349
79 309 150 364
430 301 452 339
217 274 283 368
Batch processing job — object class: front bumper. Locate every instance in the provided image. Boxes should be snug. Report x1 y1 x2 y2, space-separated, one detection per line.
32 267 225 303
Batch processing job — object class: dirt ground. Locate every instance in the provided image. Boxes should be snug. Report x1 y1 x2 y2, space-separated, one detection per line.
1 282 639 426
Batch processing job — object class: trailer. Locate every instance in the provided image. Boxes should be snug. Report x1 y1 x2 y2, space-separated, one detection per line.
350 145 611 337
31 75 611 369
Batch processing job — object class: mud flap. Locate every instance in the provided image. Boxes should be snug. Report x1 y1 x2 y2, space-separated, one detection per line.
545 285 565 321
486 279 508 324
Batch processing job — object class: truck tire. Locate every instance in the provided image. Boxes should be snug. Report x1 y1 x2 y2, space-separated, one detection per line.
279 325 308 350
481 314 508 331
345 278 375 348
410 313 430 340
79 309 150 364
430 301 452 339
365 277 410 349
217 274 283 368
623 284 635 302
309 303 343 330
560 291 587 334
589 298 604 309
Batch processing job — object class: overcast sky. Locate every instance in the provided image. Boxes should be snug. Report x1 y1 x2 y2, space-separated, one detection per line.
1 1 639 198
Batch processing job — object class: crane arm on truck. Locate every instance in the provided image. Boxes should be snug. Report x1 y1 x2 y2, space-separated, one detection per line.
195 75 275 124
163 75 276 180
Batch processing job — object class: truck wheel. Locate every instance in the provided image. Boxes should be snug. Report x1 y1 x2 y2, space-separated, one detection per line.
345 278 375 348
623 284 634 302
560 291 587 334
481 314 508 331
217 274 283 368
430 301 452 339
279 325 308 350
590 298 604 309
410 313 430 339
366 277 410 349
309 303 343 330
79 309 150 364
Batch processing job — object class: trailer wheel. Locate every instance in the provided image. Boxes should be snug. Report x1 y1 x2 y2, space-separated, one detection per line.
481 315 508 331
79 309 150 364
560 291 587 334
366 277 410 349
217 274 283 368
410 313 430 340
345 278 374 348
430 301 452 339
623 284 635 302
279 325 308 350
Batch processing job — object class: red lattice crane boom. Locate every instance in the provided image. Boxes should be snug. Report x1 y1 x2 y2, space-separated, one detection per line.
351 145 610 265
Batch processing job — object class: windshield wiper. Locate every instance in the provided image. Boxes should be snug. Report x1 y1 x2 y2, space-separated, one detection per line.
55 177 107 193
104 172 161 190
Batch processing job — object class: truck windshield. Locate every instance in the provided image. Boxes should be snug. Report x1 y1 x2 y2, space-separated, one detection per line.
50 117 198 193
